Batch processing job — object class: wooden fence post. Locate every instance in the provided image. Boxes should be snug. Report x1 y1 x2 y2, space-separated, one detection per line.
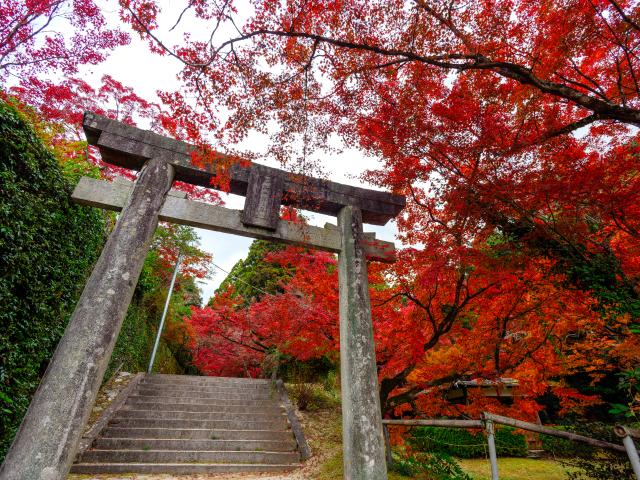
483 417 500 480
0 158 174 480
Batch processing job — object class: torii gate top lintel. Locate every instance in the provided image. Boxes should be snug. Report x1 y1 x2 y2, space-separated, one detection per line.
83 111 405 227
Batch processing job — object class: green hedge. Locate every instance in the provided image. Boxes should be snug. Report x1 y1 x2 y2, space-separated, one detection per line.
0 100 106 459
390 452 472 480
410 425 528 458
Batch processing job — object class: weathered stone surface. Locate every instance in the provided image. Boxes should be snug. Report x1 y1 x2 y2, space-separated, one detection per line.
76 373 144 458
275 379 312 461
72 177 397 262
0 158 174 480
83 112 405 225
337 206 388 480
242 170 284 230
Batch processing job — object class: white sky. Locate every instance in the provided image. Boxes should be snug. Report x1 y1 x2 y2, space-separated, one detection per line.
78 1 399 304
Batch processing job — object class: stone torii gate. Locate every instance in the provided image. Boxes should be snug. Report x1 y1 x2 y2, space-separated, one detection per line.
0 113 405 480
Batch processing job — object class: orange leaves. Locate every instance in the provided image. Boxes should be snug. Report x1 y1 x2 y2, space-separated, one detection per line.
551 386 603 416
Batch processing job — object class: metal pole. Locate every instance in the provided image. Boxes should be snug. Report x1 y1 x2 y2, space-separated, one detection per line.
148 251 183 374
485 419 500 480
614 426 640 480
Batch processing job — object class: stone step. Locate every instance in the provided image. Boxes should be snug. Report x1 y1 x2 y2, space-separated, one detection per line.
116 409 286 421
124 399 284 414
145 374 270 386
101 427 294 441
79 449 300 464
135 388 276 400
128 392 280 407
72 374 301 475
109 417 288 430
140 379 271 390
127 394 277 407
94 437 296 452
70 462 299 474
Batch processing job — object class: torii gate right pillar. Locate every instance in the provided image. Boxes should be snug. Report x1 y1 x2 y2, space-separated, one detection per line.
338 205 388 479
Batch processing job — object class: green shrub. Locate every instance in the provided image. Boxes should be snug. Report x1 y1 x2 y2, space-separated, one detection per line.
287 381 340 411
390 452 472 480
0 100 105 459
410 425 528 458
105 302 180 378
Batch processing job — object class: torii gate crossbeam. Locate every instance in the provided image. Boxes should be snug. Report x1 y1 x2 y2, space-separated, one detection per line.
0 113 405 480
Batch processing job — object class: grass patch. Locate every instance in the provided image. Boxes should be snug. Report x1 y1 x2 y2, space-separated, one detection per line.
458 458 571 480
316 450 411 480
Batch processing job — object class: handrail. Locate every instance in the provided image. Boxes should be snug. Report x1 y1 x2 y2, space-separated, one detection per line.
383 419 482 428
614 425 640 479
383 413 635 479
482 412 625 453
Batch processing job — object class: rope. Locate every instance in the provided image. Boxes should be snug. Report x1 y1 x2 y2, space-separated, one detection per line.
210 261 274 298
209 261 321 315
412 428 528 457
413 431 487 449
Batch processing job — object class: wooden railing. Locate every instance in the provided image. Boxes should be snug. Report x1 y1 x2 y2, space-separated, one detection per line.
382 413 640 480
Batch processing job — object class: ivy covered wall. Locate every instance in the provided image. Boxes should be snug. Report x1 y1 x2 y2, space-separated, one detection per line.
0 100 106 459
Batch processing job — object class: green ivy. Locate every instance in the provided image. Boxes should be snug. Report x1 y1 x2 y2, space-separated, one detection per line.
0 100 105 460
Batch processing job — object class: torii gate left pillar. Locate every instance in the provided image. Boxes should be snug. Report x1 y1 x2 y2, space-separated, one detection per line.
0 113 405 480
0 158 174 480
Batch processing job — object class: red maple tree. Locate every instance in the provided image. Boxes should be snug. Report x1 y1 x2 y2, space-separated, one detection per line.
120 0 640 419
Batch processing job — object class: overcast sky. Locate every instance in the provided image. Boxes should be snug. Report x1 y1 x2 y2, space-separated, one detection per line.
80 2 399 304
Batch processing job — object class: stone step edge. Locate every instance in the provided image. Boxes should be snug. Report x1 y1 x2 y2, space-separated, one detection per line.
128 394 278 401
73 462 301 466
126 395 279 405
137 385 272 392
97 437 295 444
110 418 287 425
140 380 271 386
86 448 295 454
71 462 301 469
118 409 286 417
142 377 269 381
70 463 301 472
132 392 277 400
100 427 293 434
124 401 284 411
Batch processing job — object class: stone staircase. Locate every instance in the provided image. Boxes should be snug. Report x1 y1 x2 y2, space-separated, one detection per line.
71 373 303 474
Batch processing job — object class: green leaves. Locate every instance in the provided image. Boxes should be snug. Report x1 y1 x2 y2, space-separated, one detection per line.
215 239 290 306
0 100 105 460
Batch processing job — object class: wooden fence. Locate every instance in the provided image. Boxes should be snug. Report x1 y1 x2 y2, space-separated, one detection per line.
382 413 640 480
